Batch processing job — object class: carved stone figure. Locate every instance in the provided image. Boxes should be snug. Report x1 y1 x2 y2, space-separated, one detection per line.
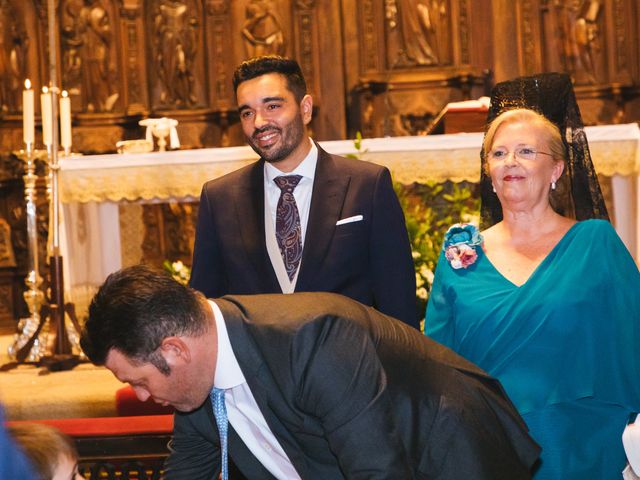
62 0 118 112
553 0 601 84
0 217 16 268
393 0 448 66
242 0 286 58
0 0 28 113
152 0 198 107
79 0 118 112
61 0 85 90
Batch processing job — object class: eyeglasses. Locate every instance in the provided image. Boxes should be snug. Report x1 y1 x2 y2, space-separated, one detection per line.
488 147 554 161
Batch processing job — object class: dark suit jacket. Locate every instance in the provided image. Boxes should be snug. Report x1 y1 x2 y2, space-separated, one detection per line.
190 144 418 328
164 293 540 479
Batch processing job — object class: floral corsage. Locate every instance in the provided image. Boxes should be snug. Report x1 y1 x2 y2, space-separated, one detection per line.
443 223 483 269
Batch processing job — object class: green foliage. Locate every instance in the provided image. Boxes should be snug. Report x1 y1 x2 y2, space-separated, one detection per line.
395 181 480 328
346 131 367 160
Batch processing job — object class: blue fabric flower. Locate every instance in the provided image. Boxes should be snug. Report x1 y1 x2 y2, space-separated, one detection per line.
443 224 483 269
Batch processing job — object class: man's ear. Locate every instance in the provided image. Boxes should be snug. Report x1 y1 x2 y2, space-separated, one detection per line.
300 94 313 125
159 337 191 367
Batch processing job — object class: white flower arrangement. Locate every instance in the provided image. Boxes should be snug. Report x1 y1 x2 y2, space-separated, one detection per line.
163 260 191 286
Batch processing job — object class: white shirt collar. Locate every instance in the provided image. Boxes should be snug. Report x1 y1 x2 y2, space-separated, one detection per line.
264 139 318 183
210 300 245 390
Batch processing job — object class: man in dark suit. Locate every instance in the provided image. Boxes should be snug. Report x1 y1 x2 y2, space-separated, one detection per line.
81 265 540 479
190 56 418 328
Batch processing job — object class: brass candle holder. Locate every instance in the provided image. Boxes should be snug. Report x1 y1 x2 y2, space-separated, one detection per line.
8 146 49 362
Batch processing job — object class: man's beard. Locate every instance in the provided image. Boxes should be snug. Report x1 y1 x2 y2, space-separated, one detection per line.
247 114 305 163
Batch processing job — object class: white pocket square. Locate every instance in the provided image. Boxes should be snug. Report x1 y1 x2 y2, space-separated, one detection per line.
336 215 363 226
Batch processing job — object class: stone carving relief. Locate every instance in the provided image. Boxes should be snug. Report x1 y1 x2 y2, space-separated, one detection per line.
151 0 199 107
206 0 230 104
361 0 378 71
141 202 197 267
293 0 316 95
385 0 449 66
613 0 627 74
206 0 229 15
0 218 16 268
242 0 286 58
552 0 601 84
61 0 119 112
0 0 28 113
401 112 436 136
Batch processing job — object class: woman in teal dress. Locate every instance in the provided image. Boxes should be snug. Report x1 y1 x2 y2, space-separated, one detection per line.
425 74 640 479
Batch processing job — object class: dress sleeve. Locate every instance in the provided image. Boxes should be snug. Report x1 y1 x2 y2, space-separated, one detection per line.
599 220 640 284
595 221 640 408
424 250 457 348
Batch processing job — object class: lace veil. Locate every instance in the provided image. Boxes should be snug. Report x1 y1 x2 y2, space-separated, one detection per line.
479 72 609 228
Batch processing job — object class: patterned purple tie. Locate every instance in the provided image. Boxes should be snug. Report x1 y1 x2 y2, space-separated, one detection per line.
274 175 303 281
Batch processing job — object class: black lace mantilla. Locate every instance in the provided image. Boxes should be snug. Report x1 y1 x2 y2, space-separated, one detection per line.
480 72 609 228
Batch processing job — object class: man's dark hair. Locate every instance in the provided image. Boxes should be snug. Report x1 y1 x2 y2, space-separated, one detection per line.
80 264 208 374
232 55 307 102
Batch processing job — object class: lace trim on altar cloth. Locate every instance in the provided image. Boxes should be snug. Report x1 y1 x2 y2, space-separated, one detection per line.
58 126 640 204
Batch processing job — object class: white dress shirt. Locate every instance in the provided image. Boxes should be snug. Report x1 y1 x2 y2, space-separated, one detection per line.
210 300 301 479
263 140 318 293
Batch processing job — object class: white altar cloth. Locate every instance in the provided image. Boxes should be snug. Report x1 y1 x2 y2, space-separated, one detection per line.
60 124 640 203
58 124 640 310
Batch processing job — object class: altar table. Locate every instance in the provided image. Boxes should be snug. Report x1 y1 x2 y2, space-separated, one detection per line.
60 124 640 203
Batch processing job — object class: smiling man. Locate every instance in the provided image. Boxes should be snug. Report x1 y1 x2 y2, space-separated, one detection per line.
189 55 418 328
81 265 540 480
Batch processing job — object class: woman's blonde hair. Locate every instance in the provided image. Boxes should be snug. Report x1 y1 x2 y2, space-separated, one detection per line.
482 108 566 167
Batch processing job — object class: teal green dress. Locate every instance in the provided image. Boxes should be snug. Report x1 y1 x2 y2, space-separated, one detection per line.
425 220 640 479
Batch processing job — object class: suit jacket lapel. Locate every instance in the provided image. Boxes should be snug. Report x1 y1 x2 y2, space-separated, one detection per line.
217 298 312 478
296 146 350 291
203 394 277 478
233 161 281 292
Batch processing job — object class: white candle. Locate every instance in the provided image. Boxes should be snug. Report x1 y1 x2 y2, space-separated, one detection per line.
41 87 52 146
23 80 34 145
60 90 71 150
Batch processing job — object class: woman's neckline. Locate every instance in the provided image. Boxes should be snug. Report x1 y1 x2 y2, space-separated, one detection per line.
480 221 581 288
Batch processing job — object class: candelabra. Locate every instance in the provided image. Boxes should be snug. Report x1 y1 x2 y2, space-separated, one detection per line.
6 147 83 369
7 146 49 362
4 0 81 371
42 147 83 366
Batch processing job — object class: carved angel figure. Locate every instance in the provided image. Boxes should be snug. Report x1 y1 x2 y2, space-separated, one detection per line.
0 0 28 112
242 0 286 58
80 0 118 112
395 0 447 66
153 0 198 107
553 0 601 84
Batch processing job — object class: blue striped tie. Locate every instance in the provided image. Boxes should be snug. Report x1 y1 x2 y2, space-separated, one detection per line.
211 388 228 480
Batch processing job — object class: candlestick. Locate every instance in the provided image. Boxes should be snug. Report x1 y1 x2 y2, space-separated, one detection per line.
41 87 52 147
23 80 35 145
60 90 71 152
8 148 48 362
